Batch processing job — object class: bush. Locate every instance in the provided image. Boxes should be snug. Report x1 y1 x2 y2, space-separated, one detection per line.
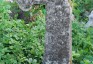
72 21 93 64
0 0 45 64
73 0 93 22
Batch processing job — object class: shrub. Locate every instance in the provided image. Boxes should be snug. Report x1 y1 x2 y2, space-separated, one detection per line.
73 0 93 22
72 21 93 64
0 0 45 64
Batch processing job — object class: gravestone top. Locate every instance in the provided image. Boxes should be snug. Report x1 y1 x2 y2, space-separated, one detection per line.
85 11 93 28
16 0 72 64
33 0 47 4
16 0 46 11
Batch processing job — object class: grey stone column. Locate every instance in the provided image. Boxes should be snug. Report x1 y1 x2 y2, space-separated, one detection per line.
43 0 72 64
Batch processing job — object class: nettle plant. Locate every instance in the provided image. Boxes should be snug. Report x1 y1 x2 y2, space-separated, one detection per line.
73 0 93 21
0 0 45 64
72 21 93 64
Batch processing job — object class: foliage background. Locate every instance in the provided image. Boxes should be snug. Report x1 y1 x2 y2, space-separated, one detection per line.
0 0 93 64
0 0 45 64
72 0 93 64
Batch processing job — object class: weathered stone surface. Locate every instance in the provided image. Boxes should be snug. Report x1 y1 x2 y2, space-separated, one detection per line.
43 0 72 64
16 0 72 64
15 0 46 11
85 11 93 28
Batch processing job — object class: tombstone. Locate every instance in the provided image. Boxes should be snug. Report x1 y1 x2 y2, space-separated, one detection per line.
16 0 72 64
85 11 93 28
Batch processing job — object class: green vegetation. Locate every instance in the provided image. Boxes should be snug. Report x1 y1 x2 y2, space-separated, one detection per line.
73 0 93 21
0 0 93 64
72 0 93 63
72 21 93 64
0 0 45 64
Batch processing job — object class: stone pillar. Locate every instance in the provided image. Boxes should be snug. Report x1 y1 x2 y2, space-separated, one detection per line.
43 0 72 64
